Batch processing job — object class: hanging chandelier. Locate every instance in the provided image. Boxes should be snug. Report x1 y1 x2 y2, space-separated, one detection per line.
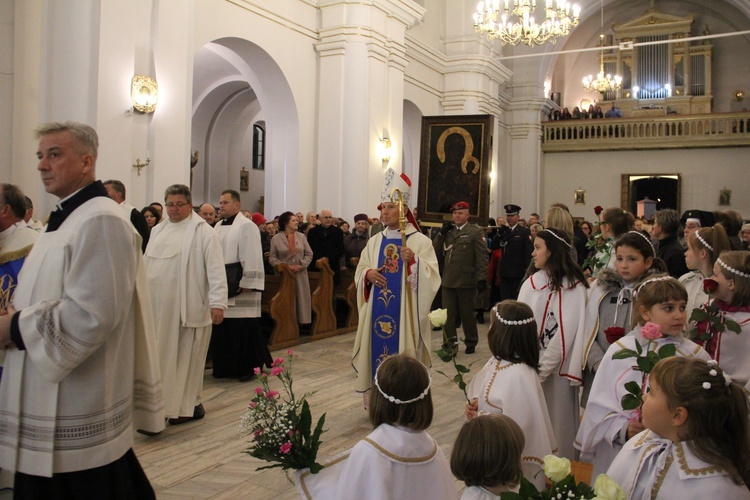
473 0 580 47
582 0 622 94
582 34 622 93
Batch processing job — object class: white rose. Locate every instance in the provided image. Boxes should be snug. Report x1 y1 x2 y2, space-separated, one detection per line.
428 308 448 328
543 454 571 483
593 474 626 500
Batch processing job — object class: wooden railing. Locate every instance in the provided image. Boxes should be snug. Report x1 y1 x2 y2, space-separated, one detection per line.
541 112 750 152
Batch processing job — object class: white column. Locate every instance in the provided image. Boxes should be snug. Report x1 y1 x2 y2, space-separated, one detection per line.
315 0 424 218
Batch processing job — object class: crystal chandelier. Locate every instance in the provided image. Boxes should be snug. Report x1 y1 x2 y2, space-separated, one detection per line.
582 0 622 94
473 0 580 47
582 34 622 93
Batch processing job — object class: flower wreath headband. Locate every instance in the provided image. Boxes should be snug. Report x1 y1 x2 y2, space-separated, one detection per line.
634 276 677 297
493 307 535 325
545 229 571 248
627 230 655 255
374 362 432 405
717 257 750 280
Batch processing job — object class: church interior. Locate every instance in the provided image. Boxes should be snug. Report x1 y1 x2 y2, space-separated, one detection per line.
1 0 749 497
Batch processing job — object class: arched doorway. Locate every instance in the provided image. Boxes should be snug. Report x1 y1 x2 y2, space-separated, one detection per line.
191 37 299 216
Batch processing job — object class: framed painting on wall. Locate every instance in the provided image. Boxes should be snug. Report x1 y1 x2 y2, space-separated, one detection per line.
416 114 493 226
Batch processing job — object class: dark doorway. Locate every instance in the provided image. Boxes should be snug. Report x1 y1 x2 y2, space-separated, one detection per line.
621 174 681 215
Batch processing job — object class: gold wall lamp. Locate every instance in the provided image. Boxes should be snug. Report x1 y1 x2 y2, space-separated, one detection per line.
131 75 158 113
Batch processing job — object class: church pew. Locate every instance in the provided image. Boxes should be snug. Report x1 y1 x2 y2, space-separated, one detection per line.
308 258 337 337
262 263 299 349
336 268 358 331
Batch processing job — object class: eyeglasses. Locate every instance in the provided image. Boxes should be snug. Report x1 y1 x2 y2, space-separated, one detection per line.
165 202 189 209
685 223 701 230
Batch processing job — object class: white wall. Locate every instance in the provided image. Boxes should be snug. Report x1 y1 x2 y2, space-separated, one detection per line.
542 148 750 220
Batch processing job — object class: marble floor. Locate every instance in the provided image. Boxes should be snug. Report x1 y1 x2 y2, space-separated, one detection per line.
132 317 591 499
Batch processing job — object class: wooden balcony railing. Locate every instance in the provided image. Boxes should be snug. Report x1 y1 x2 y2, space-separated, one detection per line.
541 112 750 152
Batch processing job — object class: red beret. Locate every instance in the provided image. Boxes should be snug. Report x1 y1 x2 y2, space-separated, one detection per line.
450 201 470 211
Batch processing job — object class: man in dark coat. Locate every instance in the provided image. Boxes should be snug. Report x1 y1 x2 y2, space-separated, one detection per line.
492 204 533 301
307 208 345 283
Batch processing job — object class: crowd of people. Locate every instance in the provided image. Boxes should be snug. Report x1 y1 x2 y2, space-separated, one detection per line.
313 187 750 498
550 102 624 121
1 121 749 498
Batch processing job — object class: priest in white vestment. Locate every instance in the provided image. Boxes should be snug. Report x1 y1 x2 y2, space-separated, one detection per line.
0 122 163 497
352 168 441 393
145 184 227 424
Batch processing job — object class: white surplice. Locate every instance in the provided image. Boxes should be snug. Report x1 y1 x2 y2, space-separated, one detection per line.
145 212 227 417
518 271 587 460
607 430 750 499
352 226 440 392
295 424 458 500
0 196 163 477
467 357 556 489
576 328 709 479
215 211 264 318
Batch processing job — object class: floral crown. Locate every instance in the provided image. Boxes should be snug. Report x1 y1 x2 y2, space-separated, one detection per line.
374 363 431 405
634 276 677 296
493 307 535 325
626 230 655 255
704 360 732 389
717 257 750 279
545 229 571 248
694 231 713 252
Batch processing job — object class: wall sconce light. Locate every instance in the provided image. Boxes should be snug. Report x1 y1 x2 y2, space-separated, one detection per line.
735 90 745 102
580 98 592 110
131 75 158 113
632 85 640 99
377 138 392 162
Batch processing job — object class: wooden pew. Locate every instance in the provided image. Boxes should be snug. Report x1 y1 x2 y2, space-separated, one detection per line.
336 268 358 331
308 258 337 337
262 263 299 349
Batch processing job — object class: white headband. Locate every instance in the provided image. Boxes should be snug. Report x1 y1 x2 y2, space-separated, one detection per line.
694 232 713 252
374 366 431 405
634 276 677 296
494 307 535 325
717 257 750 279
546 229 571 248
627 230 655 255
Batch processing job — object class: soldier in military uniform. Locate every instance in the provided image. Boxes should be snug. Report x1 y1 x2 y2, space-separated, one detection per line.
492 204 533 301
433 201 488 354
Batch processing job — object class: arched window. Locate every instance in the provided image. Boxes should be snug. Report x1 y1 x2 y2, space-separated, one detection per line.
252 123 265 170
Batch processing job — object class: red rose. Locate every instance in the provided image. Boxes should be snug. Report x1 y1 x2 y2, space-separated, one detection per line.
604 326 626 344
594 206 603 216
702 278 719 294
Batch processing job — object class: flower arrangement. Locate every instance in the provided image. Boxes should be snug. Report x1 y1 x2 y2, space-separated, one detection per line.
430 308 471 402
500 455 626 499
687 278 741 357
240 351 327 474
611 322 676 411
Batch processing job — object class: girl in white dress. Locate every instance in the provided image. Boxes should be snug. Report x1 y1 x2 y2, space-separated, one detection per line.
296 354 457 499
679 223 730 314
518 228 589 459
576 275 710 479
607 356 750 499
451 414 525 499
464 300 555 488
700 251 750 385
